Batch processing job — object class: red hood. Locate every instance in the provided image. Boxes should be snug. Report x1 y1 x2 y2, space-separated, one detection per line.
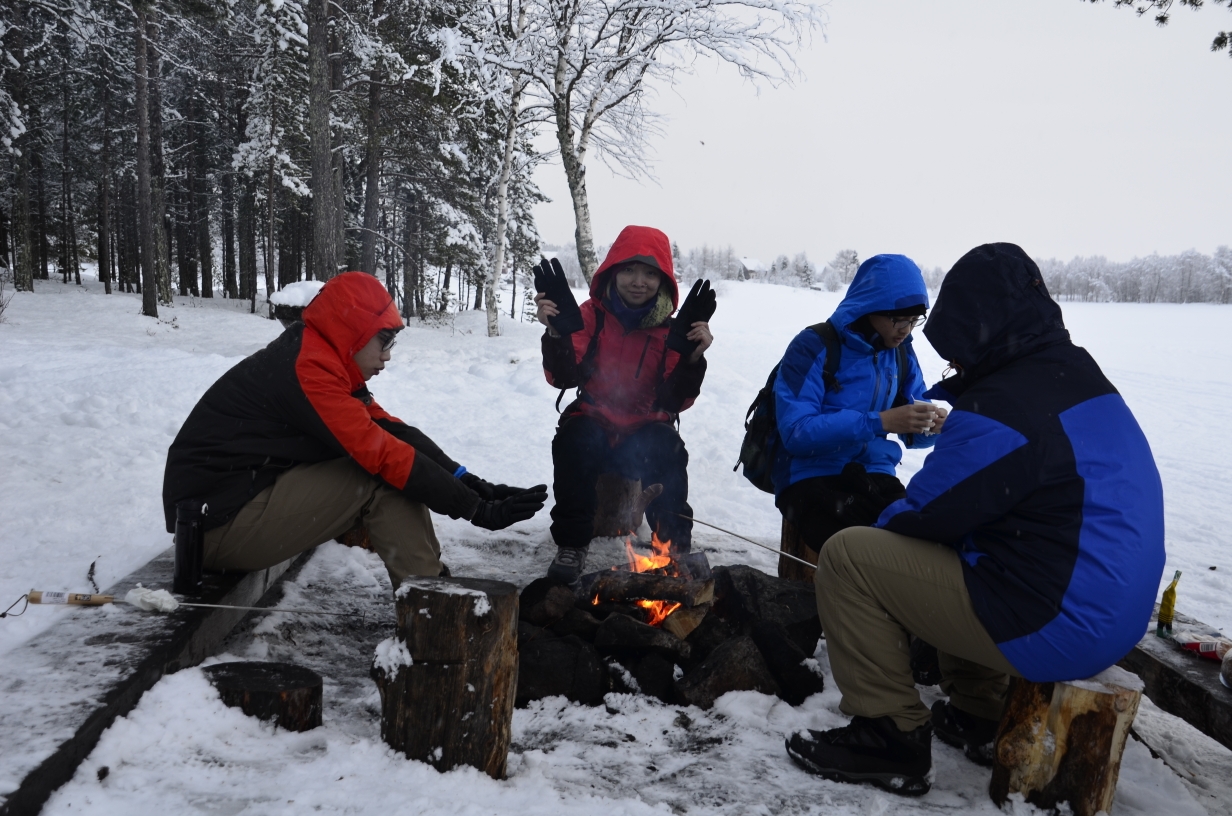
302 272 403 381
590 225 679 308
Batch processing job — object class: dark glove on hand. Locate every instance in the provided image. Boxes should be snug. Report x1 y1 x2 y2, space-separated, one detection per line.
665 278 717 356
470 484 549 531
533 258 584 335
460 472 534 502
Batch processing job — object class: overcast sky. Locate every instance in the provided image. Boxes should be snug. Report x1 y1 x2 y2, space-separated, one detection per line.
529 0 1232 272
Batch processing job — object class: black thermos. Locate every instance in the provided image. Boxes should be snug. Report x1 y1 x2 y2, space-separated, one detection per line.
173 500 206 595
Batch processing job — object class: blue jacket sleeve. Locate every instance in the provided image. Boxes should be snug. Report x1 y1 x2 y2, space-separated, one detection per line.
774 329 882 457
876 409 1034 544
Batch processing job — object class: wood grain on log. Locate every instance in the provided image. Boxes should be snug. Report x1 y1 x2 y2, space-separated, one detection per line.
989 668 1142 816
777 518 818 583
203 662 322 732
662 603 711 641
372 576 518 779
592 475 662 538
584 570 714 608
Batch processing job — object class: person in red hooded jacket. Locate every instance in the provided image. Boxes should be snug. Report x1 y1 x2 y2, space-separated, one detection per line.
162 271 547 589
534 226 715 584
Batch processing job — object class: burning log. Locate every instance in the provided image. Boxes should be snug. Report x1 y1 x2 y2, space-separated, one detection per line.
584 570 714 610
989 668 1143 816
203 662 322 732
371 576 518 779
593 475 663 538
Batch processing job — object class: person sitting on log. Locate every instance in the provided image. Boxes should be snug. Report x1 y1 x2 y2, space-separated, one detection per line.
772 253 943 560
785 243 1165 796
534 225 715 585
162 271 548 590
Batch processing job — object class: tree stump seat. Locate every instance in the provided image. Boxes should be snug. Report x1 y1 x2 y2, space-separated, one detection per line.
203 661 323 732
778 517 818 583
990 667 1143 816
371 576 518 779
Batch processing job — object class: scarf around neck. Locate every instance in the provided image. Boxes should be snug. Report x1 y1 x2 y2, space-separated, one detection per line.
606 283 674 330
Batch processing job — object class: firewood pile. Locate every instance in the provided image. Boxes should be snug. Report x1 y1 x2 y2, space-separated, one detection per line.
516 540 825 709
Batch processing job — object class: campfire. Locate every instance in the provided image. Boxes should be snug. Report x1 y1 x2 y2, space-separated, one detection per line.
581 532 716 637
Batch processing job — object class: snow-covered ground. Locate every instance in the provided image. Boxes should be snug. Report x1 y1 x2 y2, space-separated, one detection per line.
1 276 1229 815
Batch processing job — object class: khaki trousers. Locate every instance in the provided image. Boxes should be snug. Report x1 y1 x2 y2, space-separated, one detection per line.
203 458 441 589
816 526 1020 731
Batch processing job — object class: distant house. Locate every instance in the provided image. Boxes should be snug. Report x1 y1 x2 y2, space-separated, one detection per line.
738 257 766 280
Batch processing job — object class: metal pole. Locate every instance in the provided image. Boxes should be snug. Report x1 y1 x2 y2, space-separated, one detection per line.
675 514 816 569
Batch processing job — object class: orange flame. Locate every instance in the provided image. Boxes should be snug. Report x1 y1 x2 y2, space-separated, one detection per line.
628 532 681 626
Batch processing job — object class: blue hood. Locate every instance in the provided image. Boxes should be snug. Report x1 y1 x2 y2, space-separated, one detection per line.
830 254 929 333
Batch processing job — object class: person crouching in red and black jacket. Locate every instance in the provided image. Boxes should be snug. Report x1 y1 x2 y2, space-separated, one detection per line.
162 271 547 590
534 225 716 584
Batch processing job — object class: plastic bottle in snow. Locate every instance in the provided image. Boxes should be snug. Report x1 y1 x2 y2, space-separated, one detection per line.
1156 570 1181 637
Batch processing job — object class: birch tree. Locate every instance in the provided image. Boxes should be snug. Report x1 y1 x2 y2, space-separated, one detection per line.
533 0 822 281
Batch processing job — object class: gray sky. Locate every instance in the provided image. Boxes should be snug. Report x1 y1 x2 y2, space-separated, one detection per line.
530 0 1232 271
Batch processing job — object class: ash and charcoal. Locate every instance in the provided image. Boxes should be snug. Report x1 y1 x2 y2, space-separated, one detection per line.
517 562 825 710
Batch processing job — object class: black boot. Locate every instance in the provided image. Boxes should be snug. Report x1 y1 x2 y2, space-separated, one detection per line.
930 700 999 767
546 545 589 586
785 715 932 796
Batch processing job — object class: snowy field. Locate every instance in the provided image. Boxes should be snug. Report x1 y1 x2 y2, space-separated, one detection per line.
1 276 1229 815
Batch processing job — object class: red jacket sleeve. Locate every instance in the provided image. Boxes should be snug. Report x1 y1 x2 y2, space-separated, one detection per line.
296 336 478 519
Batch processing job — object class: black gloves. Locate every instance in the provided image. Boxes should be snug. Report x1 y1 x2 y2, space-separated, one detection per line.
470 484 549 531
532 258 584 335
665 278 717 356
460 472 530 502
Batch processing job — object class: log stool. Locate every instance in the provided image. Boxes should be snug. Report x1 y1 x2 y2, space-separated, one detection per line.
592 474 662 538
990 667 1143 816
203 662 323 732
778 518 818 583
371 576 518 778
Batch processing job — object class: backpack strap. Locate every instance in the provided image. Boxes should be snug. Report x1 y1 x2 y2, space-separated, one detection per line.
810 320 843 393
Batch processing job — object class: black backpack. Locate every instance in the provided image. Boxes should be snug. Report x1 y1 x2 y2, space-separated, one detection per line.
735 321 910 493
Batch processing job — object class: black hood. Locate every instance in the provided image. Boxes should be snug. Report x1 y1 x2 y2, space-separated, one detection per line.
924 243 1070 388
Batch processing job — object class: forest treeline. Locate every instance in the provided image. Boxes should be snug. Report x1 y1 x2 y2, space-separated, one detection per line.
0 0 546 324
0 0 819 335
654 244 1232 304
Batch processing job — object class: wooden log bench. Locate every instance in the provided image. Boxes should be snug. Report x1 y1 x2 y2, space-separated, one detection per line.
0 548 307 816
1118 608 1232 751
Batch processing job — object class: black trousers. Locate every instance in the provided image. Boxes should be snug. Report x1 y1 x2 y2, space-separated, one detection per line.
550 415 692 551
776 463 906 554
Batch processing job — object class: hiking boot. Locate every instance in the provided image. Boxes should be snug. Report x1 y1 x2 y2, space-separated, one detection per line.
785 715 932 797
930 700 999 767
910 637 942 686
546 545 589 586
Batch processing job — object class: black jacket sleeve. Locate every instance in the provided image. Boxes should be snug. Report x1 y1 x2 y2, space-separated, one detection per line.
541 330 581 389
657 355 707 413
401 453 481 520
375 418 461 475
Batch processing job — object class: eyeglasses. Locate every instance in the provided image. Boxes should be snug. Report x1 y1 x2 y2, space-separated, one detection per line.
378 331 399 352
889 315 926 330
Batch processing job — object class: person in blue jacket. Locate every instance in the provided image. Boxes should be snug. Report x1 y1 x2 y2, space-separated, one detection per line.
786 243 1165 797
773 253 944 559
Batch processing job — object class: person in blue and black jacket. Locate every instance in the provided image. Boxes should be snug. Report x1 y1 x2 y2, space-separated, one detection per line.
772 253 945 557
786 243 1165 797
